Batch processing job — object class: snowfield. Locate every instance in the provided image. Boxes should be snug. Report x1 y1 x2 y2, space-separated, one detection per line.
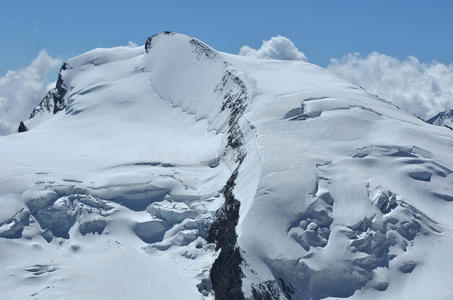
1 32 453 300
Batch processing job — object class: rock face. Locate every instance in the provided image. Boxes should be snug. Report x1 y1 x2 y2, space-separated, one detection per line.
426 109 453 129
145 31 174 53
207 168 244 300
1 33 453 300
29 62 69 118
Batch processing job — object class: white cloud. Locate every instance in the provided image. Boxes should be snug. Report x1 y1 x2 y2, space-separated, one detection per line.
328 52 453 119
239 36 307 61
0 50 62 135
127 41 138 47
240 36 453 119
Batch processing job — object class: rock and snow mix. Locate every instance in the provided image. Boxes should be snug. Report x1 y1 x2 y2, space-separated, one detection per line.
427 109 453 130
1 33 453 300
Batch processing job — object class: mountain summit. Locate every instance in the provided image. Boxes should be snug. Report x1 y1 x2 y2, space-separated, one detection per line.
426 109 453 130
1 33 453 300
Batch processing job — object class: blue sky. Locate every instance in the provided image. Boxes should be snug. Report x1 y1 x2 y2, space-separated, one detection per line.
1 0 452 74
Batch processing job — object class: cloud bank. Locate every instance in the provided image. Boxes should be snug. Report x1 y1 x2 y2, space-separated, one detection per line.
328 52 453 119
240 36 453 120
239 36 307 61
0 50 61 135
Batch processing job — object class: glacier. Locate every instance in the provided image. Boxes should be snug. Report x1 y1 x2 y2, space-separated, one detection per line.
1 32 453 300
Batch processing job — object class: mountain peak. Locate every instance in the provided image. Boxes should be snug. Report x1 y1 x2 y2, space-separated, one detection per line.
2 33 453 300
426 108 453 129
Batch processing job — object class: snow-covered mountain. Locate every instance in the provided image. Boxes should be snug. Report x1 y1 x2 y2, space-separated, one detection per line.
426 109 453 130
1 32 453 300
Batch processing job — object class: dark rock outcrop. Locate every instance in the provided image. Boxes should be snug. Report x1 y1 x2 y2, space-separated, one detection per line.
29 62 69 119
145 31 174 53
189 39 217 59
18 121 28 132
217 70 248 152
207 168 244 300
205 68 250 299
251 281 284 300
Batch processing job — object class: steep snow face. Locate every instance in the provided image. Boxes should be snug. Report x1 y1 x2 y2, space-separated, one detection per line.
1 33 453 300
427 109 453 129
224 54 453 299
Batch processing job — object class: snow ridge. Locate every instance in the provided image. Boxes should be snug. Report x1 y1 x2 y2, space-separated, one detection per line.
144 32 251 298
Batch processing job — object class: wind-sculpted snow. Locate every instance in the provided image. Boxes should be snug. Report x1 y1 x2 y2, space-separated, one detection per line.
1 33 453 300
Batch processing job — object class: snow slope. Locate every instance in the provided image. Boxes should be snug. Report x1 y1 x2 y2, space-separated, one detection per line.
1 32 453 300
